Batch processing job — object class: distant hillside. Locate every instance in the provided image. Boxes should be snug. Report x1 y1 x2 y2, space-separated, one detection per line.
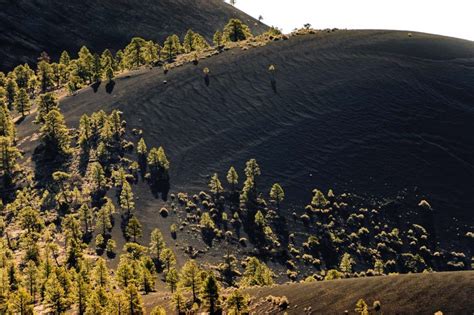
245 271 474 314
0 0 266 70
17 30 474 252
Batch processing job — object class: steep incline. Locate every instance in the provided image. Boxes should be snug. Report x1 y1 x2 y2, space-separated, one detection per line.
18 30 474 245
0 0 266 70
245 271 474 314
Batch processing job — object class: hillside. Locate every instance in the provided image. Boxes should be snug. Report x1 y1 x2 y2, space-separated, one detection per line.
0 0 266 70
245 271 474 314
17 30 474 250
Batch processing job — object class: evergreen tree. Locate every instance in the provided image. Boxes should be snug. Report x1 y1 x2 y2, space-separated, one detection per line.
79 204 93 235
166 267 179 293
179 260 202 303
147 146 170 181
5 78 18 110
126 216 142 243
0 104 15 138
35 93 59 124
74 267 91 315
159 248 176 273
44 273 69 314
88 162 107 197
208 173 224 197
78 46 94 83
100 49 115 71
120 180 135 217
339 253 354 274
226 289 249 314
240 257 273 287
149 228 166 265
213 31 223 47
124 37 147 69
269 183 285 211
59 51 71 66
9 287 33 315
226 166 239 192
14 64 34 89
14 88 31 117
24 260 38 301
136 138 147 174
162 35 182 62
37 60 54 93
172 288 185 313
40 109 71 156
200 273 219 314
223 19 252 42
355 298 369 315
92 54 102 83
96 201 113 236
123 284 144 315
0 136 20 185
92 258 110 289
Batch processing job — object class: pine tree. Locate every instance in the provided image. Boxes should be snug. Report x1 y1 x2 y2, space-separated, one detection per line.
179 260 202 303
78 46 94 83
74 267 91 315
40 109 70 156
166 267 179 293
45 273 69 314
269 183 284 211
339 253 354 274
240 257 273 287
96 202 113 236
159 248 176 273
14 64 34 89
24 260 38 302
0 136 20 185
136 138 147 174
126 216 142 243
88 162 107 197
5 78 18 110
162 35 182 62
14 88 31 117
149 228 166 265
0 104 15 138
35 92 59 124
59 51 71 66
37 60 54 93
213 31 223 47
9 287 33 315
226 166 238 192
226 289 249 314
147 146 170 181
223 19 252 42
79 204 93 235
92 54 102 83
172 288 185 313
200 273 219 314
208 173 224 197
183 29 196 53
123 284 144 315
124 37 147 69
355 298 369 315
120 180 135 217
92 258 110 289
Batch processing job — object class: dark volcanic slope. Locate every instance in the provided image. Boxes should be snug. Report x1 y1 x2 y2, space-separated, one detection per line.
0 0 266 70
19 30 474 240
246 271 474 314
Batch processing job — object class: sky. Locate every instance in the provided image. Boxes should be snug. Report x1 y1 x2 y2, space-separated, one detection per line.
229 0 474 41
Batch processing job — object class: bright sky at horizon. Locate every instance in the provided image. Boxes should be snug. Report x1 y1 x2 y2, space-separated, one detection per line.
229 0 474 41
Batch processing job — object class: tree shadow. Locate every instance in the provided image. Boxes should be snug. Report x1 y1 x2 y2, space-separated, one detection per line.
92 81 101 93
106 80 115 94
204 75 210 87
271 79 277 93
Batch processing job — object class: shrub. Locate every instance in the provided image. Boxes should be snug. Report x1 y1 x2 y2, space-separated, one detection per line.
159 207 169 217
